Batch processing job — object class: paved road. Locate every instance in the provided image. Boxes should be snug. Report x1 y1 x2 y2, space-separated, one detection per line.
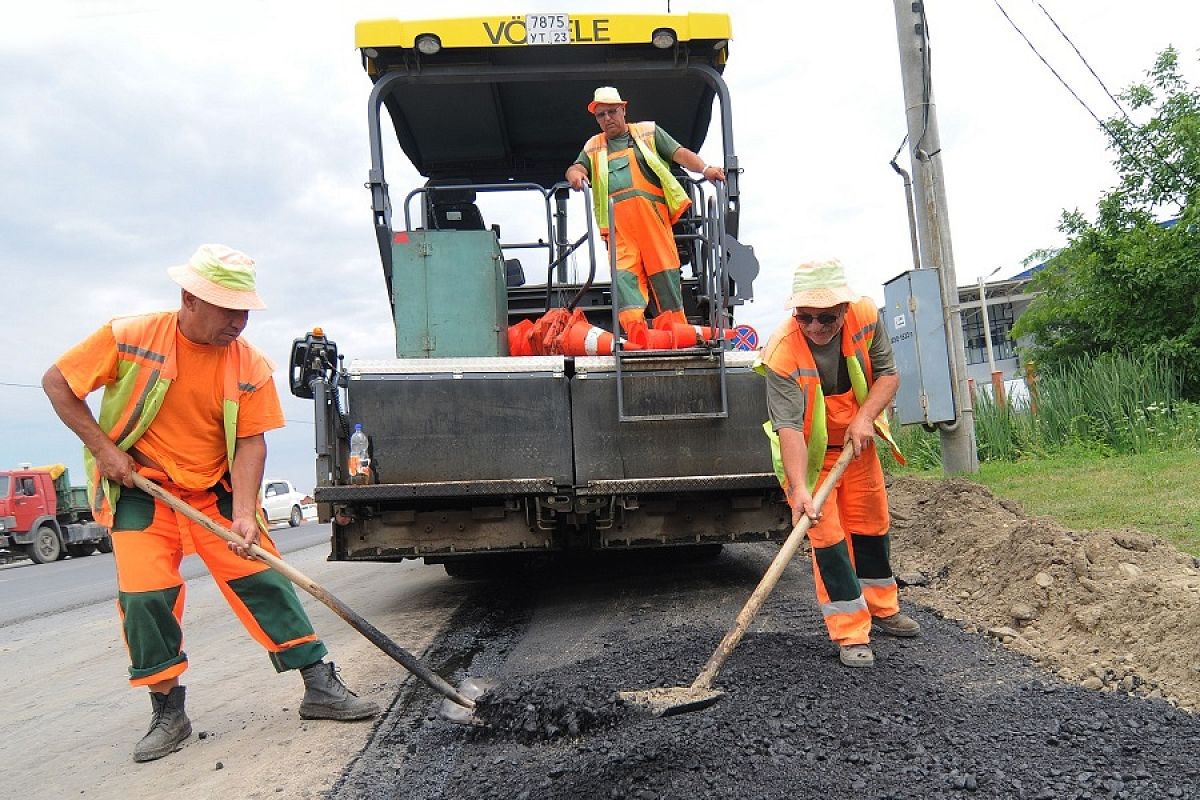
0 521 330 627
0 521 470 800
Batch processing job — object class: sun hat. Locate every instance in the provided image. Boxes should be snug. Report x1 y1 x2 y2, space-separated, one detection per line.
168 244 266 310
786 258 861 309
588 86 628 114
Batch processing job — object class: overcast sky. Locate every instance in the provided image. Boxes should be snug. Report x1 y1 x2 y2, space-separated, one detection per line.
2 0 1197 492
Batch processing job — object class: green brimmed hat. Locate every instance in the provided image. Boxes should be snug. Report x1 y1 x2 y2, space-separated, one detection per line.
786 258 860 309
168 244 266 310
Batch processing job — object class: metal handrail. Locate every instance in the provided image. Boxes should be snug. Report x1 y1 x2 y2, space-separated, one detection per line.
613 175 731 423
401 183 556 280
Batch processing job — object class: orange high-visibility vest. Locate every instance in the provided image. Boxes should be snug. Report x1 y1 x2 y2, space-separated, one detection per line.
584 121 691 233
85 311 275 526
756 297 904 491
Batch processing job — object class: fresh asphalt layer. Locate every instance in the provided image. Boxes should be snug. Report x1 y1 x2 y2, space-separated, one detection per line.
330 545 1200 800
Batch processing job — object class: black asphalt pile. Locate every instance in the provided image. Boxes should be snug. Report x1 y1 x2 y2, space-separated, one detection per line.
472 680 630 742
335 580 1200 799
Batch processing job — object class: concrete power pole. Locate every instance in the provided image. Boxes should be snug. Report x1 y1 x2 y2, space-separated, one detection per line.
892 0 979 475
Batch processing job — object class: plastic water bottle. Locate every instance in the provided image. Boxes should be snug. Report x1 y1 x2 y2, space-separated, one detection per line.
348 423 371 484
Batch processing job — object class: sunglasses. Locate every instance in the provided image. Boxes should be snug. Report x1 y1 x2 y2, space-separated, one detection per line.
794 311 842 326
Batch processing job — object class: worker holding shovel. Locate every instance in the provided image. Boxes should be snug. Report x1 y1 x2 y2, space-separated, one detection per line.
756 258 920 668
42 244 379 763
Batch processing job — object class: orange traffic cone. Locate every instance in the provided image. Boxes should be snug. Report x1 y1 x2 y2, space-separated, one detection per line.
652 310 689 330
507 320 535 356
559 312 615 356
670 323 735 348
529 308 572 355
636 328 675 350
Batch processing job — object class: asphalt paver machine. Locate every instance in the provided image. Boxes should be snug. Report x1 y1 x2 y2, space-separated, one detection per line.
291 12 787 575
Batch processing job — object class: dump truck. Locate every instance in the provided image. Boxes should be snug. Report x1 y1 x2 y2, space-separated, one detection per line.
0 464 112 564
291 12 787 576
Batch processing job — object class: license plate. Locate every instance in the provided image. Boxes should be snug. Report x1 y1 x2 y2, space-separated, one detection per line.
525 13 569 45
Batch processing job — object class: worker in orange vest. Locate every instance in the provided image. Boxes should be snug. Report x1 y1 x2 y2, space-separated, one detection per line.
42 245 378 763
755 258 919 668
566 86 725 347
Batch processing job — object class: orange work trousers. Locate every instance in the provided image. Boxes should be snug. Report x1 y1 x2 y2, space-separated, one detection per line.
806 391 899 646
608 193 687 337
111 469 327 686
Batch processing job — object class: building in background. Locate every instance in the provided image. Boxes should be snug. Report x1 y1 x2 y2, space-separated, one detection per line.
957 265 1042 387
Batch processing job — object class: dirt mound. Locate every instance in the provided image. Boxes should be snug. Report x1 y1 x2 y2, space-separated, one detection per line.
888 476 1200 710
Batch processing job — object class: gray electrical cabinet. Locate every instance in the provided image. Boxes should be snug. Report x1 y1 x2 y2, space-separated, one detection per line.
882 269 957 425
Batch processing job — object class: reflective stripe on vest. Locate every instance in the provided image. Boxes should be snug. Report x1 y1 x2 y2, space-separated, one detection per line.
754 297 905 492
84 311 274 527
585 121 691 232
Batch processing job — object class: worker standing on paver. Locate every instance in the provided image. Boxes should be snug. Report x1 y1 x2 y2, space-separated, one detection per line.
42 244 379 763
566 86 725 347
756 258 920 668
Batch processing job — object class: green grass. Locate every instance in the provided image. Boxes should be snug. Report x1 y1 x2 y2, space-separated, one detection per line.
881 351 1200 555
899 449 1200 555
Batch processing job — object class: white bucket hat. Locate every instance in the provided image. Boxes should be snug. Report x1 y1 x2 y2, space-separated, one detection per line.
588 86 627 114
786 258 860 309
168 244 266 310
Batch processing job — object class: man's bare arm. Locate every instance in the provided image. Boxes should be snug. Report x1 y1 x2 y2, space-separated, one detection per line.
671 147 725 181
778 426 819 525
42 365 135 486
845 374 900 456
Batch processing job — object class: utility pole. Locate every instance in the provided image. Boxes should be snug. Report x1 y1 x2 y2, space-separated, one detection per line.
978 268 1006 406
892 0 978 474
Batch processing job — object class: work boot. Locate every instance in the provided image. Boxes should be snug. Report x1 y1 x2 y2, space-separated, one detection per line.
299 661 380 721
873 611 922 638
133 686 192 763
839 644 875 668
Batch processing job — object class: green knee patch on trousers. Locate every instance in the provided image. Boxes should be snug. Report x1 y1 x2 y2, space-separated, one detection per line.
647 269 684 311
119 585 187 679
615 269 646 311
228 569 318 647
113 487 156 532
850 533 892 580
814 539 862 602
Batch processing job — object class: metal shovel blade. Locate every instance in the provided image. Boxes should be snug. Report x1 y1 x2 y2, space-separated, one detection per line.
439 676 495 725
617 686 725 718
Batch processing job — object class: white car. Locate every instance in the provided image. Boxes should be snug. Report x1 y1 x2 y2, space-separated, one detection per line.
261 479 311 527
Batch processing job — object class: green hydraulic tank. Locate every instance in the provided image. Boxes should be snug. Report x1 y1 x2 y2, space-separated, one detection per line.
390 230 509 358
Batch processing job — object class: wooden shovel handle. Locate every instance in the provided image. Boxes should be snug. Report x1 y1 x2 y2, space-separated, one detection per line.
129 472 475 710
691 446 856 690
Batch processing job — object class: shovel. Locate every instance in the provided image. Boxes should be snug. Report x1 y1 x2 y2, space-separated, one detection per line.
618 446 855 717
129 472 481 719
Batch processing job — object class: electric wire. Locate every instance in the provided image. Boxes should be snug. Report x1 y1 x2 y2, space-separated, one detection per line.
1028 0 1195 198
914 3 934 155
991 0 1190 200
1030 0 1134 123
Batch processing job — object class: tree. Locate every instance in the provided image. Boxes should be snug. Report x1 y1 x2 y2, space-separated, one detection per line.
1013 48 1200 398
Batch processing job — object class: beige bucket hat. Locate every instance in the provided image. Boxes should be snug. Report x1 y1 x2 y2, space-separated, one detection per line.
786 258 861 309
588 86 628 114
168 244 266 310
